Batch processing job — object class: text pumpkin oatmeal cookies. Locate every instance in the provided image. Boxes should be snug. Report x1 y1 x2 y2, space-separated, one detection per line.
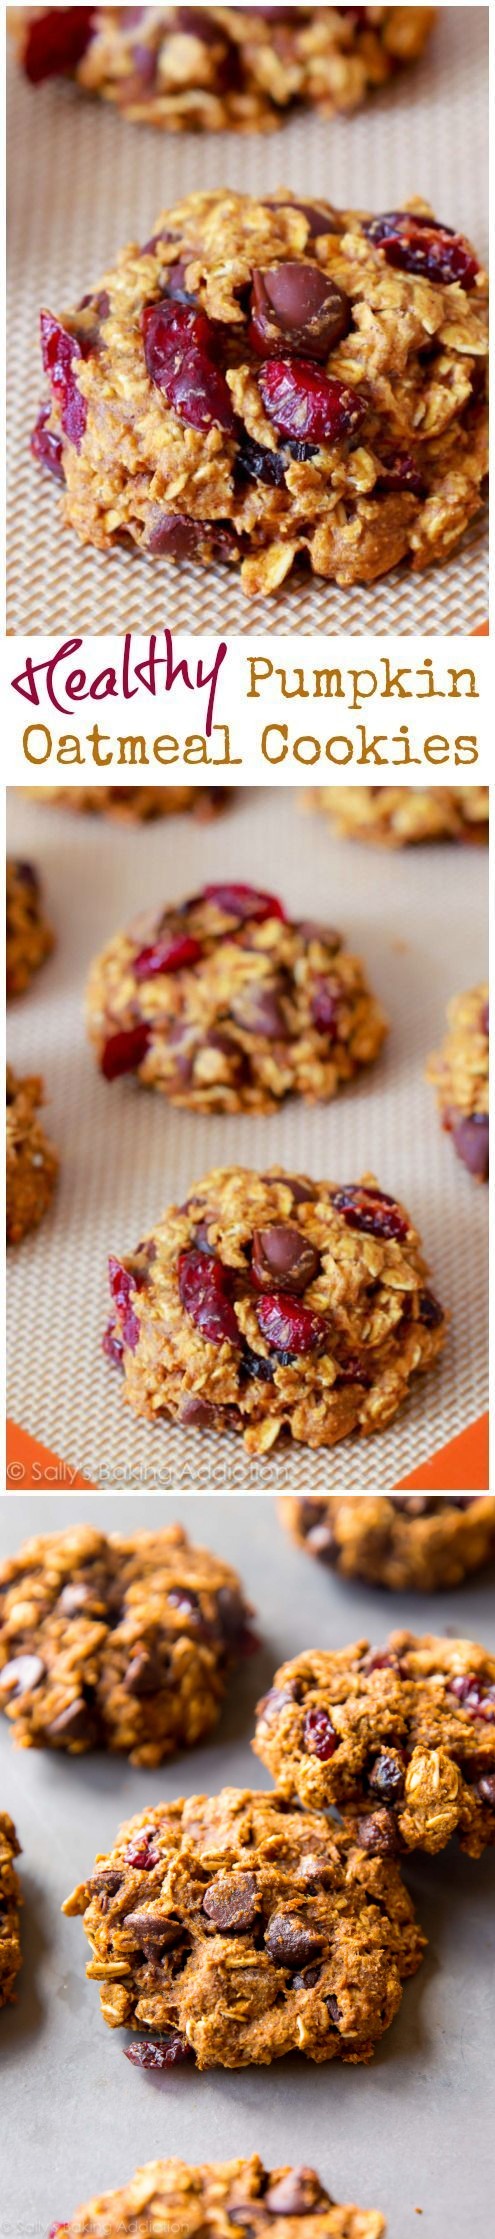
31 190 488 596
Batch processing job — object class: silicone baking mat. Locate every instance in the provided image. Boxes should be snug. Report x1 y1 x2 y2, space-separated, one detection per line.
6 784 489 1490
6 5 489 635
1 1489 495 2239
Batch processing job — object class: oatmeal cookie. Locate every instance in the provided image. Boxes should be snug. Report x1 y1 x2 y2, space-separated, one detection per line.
63 1785 425 2067
253 1633 495 1856
0 1523 255 1766
6 1065 58 1244
30 189 488 596
47 2155 386 2239
0 1814 22 2009
85 878 387 1112
427 984 489 1180
6 858 54 998
310 786 489 846
24 784 226 820
15 6 435 133
279 1495 495 1592
103 1164 446 1456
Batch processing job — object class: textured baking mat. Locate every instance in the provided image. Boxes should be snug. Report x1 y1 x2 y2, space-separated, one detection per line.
1 1489 495 2239
6 5 489 636
6 784 489 1490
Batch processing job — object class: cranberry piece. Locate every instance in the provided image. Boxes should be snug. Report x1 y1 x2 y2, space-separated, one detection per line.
362 1647 403 1674
30 403 64 480
23 7 94 82
40 311 87 449
369 1752 405 1802
124 2033 191 2068
375 452 424 498
125 1831 159 1869
249 263 351 361
178 1247 240 1346
311 980 340 1036
235 433 316 487
101 1022 151 1080
332 1185 408 1242
335 1354 372 1389
240 1345 274 1383
102 1316 124 1368
259 359 366 444
303 1707 338 1761
481 1002 489 1036
418 1290 444 1329
365 211 478 289
256 1293 329 1356
142 303 234 433
200 881 286 922
133 933 202 980
257 1684 301 1722
449 1673 494 1714
251 1225 320 1293
108 1256 145 1352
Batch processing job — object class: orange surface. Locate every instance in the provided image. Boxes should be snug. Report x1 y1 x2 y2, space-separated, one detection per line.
7 1414 488 1496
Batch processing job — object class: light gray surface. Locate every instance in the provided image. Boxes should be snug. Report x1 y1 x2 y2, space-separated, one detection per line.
1 1492 494 2239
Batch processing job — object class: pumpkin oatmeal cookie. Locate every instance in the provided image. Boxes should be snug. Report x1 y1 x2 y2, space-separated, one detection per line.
63 1785 425 2068
427 984 489 1180
24 784 226 820
253 1632 495 1856
15 6 435 133
0 1815 22 2009
30 188 487 596
6 859 54 998
85 878 387 1111
279 1494 495 1592
103 1163 446 1456
6 1065 58 1244
0 1523 255 1765
310 786 489 846
47 2156 386 2239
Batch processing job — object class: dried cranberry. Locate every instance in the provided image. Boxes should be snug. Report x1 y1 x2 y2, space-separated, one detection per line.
365 211 478 289
125 1832 159 1870
102 1316 124 1368
124 2033 191 2068
259 359 366 444
178 1247 240 1346
101 1022 151 1080
311 980 340 1036
449 1674 494 1715
133 933 202 980
335 1354 372 1389
142 303 234 432
235 433 315 486
40 311 87 448
303 1707 338 1761
332 1185 408 1242
200 881 285 922
375 452 424 498
369 1752 405 1802
23 7 94 81
240 1344 275 1382
257 1684 300 1722
30 403 64 480
108 1256 146 1352
256 1293 328 1356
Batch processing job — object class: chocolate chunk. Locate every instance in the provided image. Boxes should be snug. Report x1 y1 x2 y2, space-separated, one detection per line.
358 1808 400 1856
215 1585 246 1641
123 1910 182 1947
230 982 290 1038
250 263 351 360
203 1870 259 1931
369 1752 405 1802
476 1775 495 1806
0 1654 45 1697
178 1393 217 1428
48 1698 93 1742
269 198 343 238
257 1682 301 1721
147 512 201 559
266 2171 331 2216
123 1648 165 1696
264 1913 323 1968
58 1583 94 1616
305 1524 338 1565
452 1112 489 1180
90 1867 122 1893
252 1224 320 1293
325 1994 343 2028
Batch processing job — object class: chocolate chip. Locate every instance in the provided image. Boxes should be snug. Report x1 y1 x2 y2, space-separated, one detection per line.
203 1871 259 1932
124 1648 165 1697
47 1698 93 1742
476 1775 495 1806
90 1867 122 1894
298 920 341 948
305 1524 338 1565
292 1963 322 1991
178 1393 217 1429
268 198 344 238
263 1172 317 1206
358 1808 400 1855
264 1914 323 1968
250 263 351 360
0 1654 45 1697
257 1682 301 1721
230 982 290 1038
252 1225 320 1293
147 512 201 559
123 1911 182 1947
368 1753 405 1803
452 1113 489 1180
266 2172 331 2216
325 1994 343 2028
58 1583 94 1617
215 1586 246 1642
